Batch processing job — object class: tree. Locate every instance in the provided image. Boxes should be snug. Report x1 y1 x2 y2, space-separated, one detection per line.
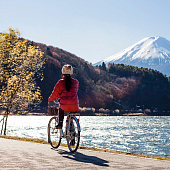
102 62 106 71
0 28 45 135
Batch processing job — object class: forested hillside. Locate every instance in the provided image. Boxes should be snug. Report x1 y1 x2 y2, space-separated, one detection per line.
107 63 170 110
33 42 170 112
34 42 113 109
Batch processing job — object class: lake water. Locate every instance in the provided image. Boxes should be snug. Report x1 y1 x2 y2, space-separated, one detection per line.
1 115 169 158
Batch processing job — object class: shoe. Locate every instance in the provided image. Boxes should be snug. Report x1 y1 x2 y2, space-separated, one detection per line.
70 139 75 146
56 123 62 129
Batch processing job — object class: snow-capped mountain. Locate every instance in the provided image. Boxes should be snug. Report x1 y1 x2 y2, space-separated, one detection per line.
94 36 170 76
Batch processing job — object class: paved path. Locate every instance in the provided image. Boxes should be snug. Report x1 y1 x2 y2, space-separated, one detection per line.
0 138 169 169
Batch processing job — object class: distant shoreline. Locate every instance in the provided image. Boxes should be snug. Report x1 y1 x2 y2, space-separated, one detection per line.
0 112 170 116
1 107 170 116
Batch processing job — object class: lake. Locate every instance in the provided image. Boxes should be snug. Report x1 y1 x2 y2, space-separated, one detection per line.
1 115 169 158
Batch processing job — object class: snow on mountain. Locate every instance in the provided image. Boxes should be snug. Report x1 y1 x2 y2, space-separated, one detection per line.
94 36 170 76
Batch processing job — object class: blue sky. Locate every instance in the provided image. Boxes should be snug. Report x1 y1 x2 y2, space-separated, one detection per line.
1 0 170 64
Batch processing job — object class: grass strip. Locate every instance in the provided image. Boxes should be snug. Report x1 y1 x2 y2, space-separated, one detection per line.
0 135 169 161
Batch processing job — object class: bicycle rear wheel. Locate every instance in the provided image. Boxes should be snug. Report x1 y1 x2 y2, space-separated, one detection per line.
67 116 80 152
48 116 61 148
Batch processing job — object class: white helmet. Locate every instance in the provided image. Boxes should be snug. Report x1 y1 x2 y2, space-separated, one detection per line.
62 64 73 75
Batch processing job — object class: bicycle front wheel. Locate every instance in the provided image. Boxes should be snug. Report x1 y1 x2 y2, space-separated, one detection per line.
48 116 61 148
66 116 80 152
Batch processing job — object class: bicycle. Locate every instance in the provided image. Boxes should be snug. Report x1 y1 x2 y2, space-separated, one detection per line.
47 100 81 152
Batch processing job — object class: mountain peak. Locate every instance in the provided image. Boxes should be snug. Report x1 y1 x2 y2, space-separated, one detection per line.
94 36 170 76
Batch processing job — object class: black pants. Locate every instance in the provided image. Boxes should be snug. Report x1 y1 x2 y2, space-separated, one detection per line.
58 108 64 125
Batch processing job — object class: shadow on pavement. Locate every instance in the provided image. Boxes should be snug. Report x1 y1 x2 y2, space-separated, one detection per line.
53 148 109 167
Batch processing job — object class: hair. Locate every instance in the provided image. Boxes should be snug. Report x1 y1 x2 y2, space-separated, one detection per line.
63 74 72 92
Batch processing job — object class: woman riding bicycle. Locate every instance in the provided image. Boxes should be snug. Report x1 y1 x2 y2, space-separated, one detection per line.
48 64 79 129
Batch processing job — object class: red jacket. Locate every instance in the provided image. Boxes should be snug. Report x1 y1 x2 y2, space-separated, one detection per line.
48 77 79 112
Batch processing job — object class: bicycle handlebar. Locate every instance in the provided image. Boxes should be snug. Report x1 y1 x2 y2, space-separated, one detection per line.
48 99 59 108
